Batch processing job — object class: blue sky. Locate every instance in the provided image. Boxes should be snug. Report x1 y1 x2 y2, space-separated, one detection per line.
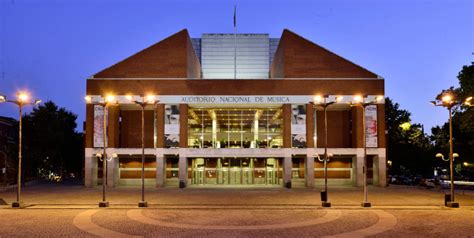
0 0 472 132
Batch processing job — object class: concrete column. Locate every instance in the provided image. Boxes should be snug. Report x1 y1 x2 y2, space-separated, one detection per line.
107 157 119 187
178 156 188 187
156 156 165 187
84 155 97 187
305 155 315 188
375 155 387 186
283 156 292 188
354 153 365 187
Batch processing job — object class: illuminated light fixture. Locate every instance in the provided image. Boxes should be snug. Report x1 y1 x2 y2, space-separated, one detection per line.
125 95 133 101
453 153 459 158
376 95 384 103
34 99 42 105
105 94 115 103
465 96 473 106
441 94 453 104
85 95 92 103
399 122 411 131
18 92 28 102
353 95 363 103
146 94 155 103
313 95 323 103
0 95 6 102
335 96 344 102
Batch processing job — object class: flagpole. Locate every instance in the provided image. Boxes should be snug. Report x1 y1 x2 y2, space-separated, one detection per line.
234 5 237 80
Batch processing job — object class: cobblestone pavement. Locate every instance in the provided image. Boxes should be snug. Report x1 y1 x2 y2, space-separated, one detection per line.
0 183 473 237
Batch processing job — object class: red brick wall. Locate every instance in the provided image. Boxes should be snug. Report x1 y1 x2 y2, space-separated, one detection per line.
93 29 194 78
316 110 351 148
119 110 154 148
87 79 384 96
186 36 201 79
270 29 378 79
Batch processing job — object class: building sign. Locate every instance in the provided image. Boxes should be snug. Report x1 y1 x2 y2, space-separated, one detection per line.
159 95 313 104
93 105 107 148
164 104 180 148
365 105 378 148
291 104 306 148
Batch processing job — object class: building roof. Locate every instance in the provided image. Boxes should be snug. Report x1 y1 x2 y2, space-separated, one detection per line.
93 29 201 79
270 29 378 79
92 29 379 79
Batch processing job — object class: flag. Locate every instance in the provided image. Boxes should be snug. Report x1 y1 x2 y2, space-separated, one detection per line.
233 5 236 28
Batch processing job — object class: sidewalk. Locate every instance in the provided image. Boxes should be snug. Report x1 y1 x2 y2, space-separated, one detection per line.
0 182 473 207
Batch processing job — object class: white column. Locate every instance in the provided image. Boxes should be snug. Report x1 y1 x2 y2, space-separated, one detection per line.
376 154 387 187
156 156 165 187
178 156 188 187
253 119 259 142
355 153 364 187
212 118 217 148
283 156 292 187
84 155 97 187
107 157 118 187
305 155 314 188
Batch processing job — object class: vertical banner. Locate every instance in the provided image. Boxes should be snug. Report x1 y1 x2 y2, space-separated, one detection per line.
93 105 107 148
164 104 180 148
291 104 307 148
365 105 378 148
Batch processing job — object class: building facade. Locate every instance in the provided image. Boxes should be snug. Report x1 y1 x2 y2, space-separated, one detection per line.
84 29 386 188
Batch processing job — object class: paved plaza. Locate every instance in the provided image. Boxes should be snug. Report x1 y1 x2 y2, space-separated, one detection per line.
0 183 473 237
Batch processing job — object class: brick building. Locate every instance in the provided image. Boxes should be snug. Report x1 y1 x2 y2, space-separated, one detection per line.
84 29 386 188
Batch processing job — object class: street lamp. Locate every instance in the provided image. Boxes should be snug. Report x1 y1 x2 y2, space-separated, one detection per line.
310 95 342 207
431 92 472 208
127 94 159 208
0 92 41 208
351 94 383 208
85 94 117 207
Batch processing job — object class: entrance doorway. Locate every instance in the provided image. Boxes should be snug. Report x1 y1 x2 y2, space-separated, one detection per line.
190 157 282 186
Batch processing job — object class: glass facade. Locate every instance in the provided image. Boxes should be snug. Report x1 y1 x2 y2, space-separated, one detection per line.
187 107 283 148
190 157 282 185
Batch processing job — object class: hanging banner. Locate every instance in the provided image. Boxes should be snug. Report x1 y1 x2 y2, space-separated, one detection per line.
291 104 307 148
93 105 107 148
164 104 180 148
365 105 378 148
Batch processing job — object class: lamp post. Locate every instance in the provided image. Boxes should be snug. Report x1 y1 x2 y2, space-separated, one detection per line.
127 95 159 208
85 95 116 207
431 93 472 208
0 93 41 208
351 95 383 208
310 95 342 207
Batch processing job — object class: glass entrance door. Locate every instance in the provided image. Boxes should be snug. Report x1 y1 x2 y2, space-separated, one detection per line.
191 157 281 186
192 158 205 185
229 158 241 185
266 158 278 184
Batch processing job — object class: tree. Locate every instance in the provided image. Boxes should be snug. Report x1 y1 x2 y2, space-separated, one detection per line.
431 63 474 178
385 98 434 176
22 101 83 181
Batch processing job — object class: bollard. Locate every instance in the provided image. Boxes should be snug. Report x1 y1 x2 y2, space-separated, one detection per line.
320 191 327 202
444 194 451 206
179 180 186 189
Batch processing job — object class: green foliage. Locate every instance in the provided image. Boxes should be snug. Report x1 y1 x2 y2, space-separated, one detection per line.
431 63 474 177
385 98 433 176
22 101 83 180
